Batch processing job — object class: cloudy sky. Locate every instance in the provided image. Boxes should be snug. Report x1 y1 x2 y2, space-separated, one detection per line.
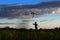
0 0 60 29
0 0 55 4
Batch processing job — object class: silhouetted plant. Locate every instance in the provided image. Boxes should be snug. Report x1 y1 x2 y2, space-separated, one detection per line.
55 27 59 30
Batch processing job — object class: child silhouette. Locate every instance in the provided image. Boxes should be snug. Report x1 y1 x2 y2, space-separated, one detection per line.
33 21 38 30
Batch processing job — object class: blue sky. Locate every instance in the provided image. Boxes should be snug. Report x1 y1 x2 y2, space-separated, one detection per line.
0 0 55 4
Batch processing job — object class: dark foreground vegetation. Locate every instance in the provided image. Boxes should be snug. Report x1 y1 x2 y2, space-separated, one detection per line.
0 27 60 40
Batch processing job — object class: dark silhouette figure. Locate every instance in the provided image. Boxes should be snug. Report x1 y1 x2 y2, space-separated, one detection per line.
33 21 38 30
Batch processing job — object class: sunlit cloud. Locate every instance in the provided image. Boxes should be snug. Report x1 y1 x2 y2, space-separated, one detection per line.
50 11 56 14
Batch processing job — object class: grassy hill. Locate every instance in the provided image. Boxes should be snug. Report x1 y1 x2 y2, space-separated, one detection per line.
0 27 60 40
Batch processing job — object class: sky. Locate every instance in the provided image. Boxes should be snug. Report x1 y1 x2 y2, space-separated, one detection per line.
0 0 55 4
0 0 60 29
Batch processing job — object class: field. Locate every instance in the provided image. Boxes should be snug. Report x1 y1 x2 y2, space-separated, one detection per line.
0 27 60 40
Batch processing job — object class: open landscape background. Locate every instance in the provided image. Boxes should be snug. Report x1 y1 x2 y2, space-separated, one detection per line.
0 0 60 40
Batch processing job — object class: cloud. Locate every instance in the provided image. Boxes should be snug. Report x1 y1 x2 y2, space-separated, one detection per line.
0 1 60 19
0 7 59 19
0 23 14 24
0 7 43 19
0 9 21 19
3 1 60 9
40 20 48 22
40 18 55 23
56 0 60 1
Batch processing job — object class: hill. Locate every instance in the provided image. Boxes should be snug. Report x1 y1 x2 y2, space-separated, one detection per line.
0 28 59 40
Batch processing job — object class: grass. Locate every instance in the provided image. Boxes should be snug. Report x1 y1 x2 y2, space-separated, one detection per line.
0 27 59 40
